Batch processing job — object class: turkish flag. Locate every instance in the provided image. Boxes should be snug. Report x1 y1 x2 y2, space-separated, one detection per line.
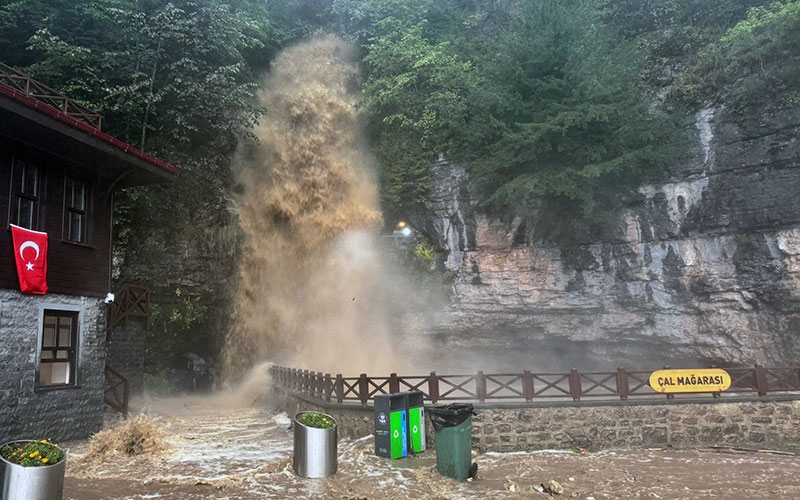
10 224 48 294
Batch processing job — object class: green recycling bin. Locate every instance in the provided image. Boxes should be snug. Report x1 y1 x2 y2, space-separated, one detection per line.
428 403 476 482
407 391 426 453
374 393 408 459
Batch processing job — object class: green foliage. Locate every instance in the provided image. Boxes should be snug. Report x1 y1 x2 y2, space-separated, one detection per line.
360 0 686 237
362 18 479 216
414 239 436 263
1 440 64 467
470 1 685 227
669 0 800 115
146 288 212 374
0 0 321 376
331 0 436 42
600 0 772 87
2 0 793 370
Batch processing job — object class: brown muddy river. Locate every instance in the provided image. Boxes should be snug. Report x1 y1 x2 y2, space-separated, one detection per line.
62 395 800 499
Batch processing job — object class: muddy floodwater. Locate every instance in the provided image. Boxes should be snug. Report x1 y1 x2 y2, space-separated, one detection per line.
62 396 800 500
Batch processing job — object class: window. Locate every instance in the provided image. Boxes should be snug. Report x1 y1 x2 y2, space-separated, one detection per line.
11 159 40 229
38 310 79 388
64 176 89 243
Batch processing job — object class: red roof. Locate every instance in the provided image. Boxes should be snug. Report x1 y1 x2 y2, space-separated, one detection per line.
0 78 179 176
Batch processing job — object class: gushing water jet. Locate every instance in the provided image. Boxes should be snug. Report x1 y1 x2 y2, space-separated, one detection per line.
222 35 431 385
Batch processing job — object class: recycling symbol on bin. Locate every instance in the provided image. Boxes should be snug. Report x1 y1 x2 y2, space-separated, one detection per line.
412 425 418 434
393 429 399 439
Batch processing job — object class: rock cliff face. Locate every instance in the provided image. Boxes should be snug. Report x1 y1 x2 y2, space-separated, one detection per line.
429 105 800 371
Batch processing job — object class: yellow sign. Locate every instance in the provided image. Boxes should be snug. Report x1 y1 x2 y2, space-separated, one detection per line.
649 368 731 394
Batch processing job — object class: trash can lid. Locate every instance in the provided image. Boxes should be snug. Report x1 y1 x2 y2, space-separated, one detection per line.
428 403 476 431
428 403 475 416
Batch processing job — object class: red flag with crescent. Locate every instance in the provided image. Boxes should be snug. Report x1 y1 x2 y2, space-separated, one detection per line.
10 224 48 294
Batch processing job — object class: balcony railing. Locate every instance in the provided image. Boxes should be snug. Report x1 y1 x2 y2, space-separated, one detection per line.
107 284 150 332
0 61 103 130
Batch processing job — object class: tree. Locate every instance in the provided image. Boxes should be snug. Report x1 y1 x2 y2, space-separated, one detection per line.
0 0 310 377
362 19 479 221
358 0 686 240
669 0 800 116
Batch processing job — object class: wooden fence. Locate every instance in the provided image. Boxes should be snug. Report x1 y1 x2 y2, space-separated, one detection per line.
104 365 129 416
270 365 800 405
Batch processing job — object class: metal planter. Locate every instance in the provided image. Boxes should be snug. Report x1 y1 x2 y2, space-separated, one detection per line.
1 442 66 500
293 412 337 478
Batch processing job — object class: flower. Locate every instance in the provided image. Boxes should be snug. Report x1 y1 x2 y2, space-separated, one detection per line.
1 440 64 467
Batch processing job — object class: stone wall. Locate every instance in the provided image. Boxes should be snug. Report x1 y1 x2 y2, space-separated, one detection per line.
106 317 146 396
0 290 107 443
273 388 800 453
471 399 800 453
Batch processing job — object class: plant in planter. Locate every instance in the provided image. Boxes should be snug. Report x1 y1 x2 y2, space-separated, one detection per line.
296 412 335 429
0 439 66 500
1 440 64 467
293 411 337 478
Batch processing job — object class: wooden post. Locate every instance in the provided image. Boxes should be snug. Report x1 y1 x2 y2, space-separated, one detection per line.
569 369 581 401
429 372 439 404
122 376 130 417
755 364 768 396
314 372 323 398
335 374 344 404
358 373 369 405
389 373 400 394
324 373 332 402
476 371 487 402
523 370 534 402
616 367 629 400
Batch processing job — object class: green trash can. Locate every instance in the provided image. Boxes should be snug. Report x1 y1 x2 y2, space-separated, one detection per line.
428 403 477 481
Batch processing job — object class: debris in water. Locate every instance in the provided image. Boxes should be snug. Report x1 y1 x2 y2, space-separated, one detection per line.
541 479 564 495
81 414 169 459
272 412 293 429
505 478 520 493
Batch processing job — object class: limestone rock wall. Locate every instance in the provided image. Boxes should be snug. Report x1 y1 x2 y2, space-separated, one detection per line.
430 105 800 369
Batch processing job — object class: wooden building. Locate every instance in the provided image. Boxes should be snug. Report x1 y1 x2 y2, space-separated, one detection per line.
0 62 178 442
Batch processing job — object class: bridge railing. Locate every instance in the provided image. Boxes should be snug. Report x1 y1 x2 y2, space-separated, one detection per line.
270 365 800 406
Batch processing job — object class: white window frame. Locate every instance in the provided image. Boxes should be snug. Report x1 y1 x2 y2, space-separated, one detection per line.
35 303 83 390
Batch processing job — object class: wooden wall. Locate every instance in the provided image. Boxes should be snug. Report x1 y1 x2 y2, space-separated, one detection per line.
0 136 112 297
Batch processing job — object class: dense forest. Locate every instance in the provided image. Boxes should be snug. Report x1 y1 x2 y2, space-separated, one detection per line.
1 0 797 384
